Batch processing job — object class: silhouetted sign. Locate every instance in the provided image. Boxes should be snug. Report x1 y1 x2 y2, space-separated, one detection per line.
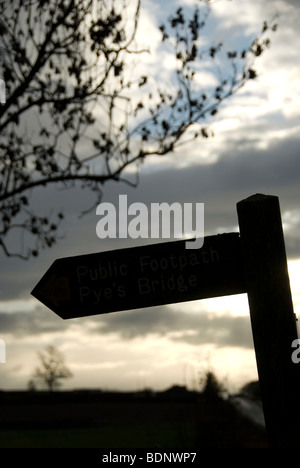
31 193 300 447
31 233 246 319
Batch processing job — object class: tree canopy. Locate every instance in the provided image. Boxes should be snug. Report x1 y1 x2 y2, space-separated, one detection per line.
0 0 276 258
30 345 73 391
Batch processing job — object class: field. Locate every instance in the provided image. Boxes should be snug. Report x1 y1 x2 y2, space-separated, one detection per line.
0 387 268 448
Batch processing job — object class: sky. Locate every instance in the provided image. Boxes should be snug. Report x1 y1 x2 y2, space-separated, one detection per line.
1 0 300 394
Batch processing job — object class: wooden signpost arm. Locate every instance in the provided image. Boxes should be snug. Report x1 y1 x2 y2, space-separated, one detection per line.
237 194 300 448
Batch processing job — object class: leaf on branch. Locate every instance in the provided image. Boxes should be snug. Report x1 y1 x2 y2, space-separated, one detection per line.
248 69 257 79
20 196 28 206
201 128 209 138
210 47 216 58
134 102 144 116
170 8 185 28
162 120 170 132
159 25 169 41
114 63 123 77
138 76 148 87
227 51 237 59
262 21 268 33
254 44 262 57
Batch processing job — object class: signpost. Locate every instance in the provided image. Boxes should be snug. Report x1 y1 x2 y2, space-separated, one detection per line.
31 194 300 447
31 232 246 319
237 194 300 448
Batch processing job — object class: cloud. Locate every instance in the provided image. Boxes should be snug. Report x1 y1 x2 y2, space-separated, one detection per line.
91 305 254 348
0 300 253 350
0 307 67 337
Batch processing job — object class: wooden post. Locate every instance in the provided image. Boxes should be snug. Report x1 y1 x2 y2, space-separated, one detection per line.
237 194 300 448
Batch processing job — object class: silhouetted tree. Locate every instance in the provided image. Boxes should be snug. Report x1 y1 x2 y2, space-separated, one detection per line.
31 345 73 391
0 0 277 258
201 370 226 400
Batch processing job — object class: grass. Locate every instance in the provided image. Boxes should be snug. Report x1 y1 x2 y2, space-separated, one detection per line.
0 422 198 448
0 385 268 448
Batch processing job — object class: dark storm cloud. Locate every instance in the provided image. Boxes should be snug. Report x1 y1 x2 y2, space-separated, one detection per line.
284 0 300 7
0 307 67 336
91 305 254 349
0 303 254 349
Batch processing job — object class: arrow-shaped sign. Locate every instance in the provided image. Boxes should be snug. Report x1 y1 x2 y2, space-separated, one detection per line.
31 233 246 319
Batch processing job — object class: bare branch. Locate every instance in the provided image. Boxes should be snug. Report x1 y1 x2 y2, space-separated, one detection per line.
0 0 276 258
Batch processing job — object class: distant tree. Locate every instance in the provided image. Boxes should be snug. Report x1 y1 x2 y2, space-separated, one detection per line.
27 378 37 392
31 345 73 391
0 0 277 258
200 370 227 399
